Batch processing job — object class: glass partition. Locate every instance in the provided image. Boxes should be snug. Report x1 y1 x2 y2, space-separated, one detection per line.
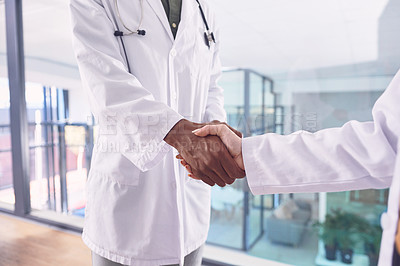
0 80 13 210
207 69 276 250
0 1 14 211
207 70 245 249
205 0 399 264
21 0 92 219
23 83 92 215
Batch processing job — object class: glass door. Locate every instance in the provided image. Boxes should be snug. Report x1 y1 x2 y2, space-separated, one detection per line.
207 69 276 251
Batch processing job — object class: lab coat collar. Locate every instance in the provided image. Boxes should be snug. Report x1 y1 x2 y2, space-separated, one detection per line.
145 0 174 42
145 0 197 43
176 0 197 39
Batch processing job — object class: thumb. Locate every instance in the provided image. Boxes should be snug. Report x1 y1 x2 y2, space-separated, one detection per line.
193 124 222 137
192 125 216 137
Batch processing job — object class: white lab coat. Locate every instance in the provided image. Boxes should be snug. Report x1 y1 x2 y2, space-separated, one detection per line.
243 70 400 265
70 0 225 265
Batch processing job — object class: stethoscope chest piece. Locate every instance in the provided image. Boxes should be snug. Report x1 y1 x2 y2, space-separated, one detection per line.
204 31 216 49
195 0 216 49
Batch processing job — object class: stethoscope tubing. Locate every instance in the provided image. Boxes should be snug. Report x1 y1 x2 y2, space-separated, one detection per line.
114 0 145 35
114 0 215 73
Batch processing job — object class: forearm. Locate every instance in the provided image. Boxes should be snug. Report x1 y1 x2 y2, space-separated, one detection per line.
244 121 395 195
244 70 400 195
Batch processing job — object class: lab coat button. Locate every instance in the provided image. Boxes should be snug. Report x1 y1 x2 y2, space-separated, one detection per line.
380 212 391 230
170 49 177 57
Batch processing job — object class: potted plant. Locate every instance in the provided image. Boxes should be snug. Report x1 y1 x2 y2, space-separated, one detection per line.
337 232 356 264
321 227 338 260
347 213 381 266
314 211 340 260
335 210 369 264
363 225 382 266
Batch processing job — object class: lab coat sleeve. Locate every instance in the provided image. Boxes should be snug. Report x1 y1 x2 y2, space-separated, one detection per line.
243 70 400 195
203 17 227 123
70 0 183 172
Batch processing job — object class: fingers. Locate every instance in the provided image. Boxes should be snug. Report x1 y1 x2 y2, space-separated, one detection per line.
193 124 226 137
177 155 190 171
178 155 230 186
202 168 226 187
193 125 235 143
220 147 246 179
189 174 201 180
211 159 236 185
184 163 202 181
180 159 189 168
176 155 204 181
192 169 216 186
208 120 243 138
176 138 239 186
174 128 242 187
180 158 201 180
189 173 200 180
194 125 242 161
195 158 238 187
184 163 192 174
192 125 216 137
197 136 238 186
186 165 228 184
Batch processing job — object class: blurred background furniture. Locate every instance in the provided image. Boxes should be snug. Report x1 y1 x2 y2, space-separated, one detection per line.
266 200 312 246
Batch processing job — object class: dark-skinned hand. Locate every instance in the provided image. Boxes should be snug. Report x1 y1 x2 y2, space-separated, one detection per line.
164 119 245 187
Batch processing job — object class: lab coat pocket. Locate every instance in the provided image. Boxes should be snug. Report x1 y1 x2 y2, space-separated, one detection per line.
89 168 141 187
89 149 142 187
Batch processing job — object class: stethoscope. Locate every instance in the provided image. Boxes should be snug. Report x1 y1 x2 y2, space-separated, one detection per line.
113 0 216 73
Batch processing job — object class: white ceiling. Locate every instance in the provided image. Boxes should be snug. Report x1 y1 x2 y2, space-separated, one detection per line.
209 0 400 79
0 0 399 84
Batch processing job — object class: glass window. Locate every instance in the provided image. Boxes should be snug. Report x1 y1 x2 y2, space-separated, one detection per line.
22 0 92 219
207 69 275 250
0 1 14 210
208 70 245 249
206 0 399 265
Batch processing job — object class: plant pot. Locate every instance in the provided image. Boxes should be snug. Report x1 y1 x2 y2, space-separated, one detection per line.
324 245 337 261
340 249 354 264
368 253 379 266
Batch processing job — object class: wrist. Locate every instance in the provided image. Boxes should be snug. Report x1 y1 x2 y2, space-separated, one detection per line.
164 119 185 148
164 119 200 149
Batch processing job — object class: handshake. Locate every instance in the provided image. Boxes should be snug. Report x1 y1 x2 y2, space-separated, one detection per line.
164 119 245 187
